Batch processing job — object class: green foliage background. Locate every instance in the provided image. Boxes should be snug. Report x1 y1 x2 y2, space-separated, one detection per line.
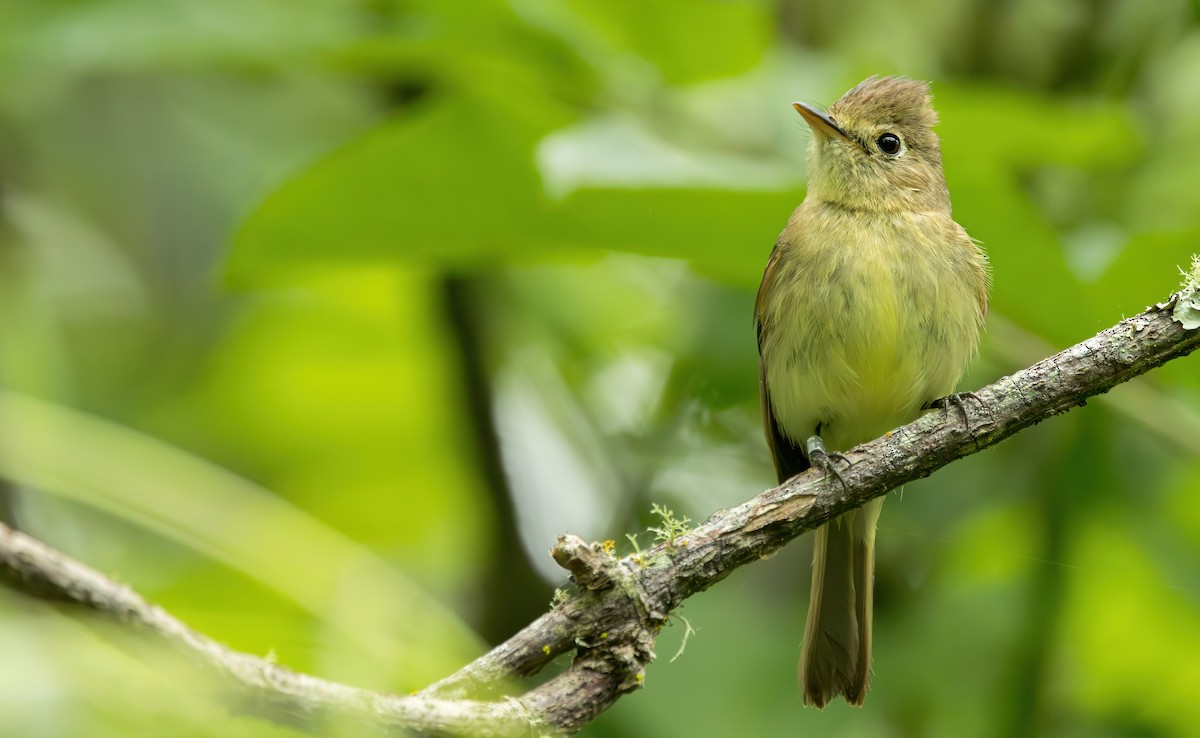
2 1 1199 736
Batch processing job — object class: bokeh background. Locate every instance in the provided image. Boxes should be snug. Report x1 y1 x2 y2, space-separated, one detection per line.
2 1 1199 736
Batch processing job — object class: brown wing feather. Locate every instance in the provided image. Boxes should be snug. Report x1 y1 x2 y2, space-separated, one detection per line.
758 358 811 484
756 243 811 485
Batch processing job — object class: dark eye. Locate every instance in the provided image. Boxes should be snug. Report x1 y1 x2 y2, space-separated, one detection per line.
877 133 902 155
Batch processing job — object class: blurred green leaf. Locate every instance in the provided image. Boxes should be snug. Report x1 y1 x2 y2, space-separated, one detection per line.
1094 230 1200 311
0 0 357 75
546 186 798 289
230 85 797 290
0 389 484 687
938 85 1139 345
561 0 771 84
171 268 495 599
228 90 575 283
1067 522 1200 733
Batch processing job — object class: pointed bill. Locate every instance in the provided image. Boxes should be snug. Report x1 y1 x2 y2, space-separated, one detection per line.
792 101 851 142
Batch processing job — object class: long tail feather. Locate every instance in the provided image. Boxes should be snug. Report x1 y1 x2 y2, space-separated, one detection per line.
799 497 883 707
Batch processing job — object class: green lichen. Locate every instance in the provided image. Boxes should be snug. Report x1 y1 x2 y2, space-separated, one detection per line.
668 613 697 663
624 532 644 566
648 503 692 547
1182 254 1200 291
1173 255 1200 330
549 587 571 610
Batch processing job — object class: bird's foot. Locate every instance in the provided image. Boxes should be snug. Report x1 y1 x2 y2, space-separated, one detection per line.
804 435 851 490
924 391 989 430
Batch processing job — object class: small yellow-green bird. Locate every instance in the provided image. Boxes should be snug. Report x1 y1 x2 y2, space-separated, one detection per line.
755 76 990 707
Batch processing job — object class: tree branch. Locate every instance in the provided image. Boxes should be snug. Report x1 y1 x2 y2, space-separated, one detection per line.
2 277 1199 736
0 521 540 736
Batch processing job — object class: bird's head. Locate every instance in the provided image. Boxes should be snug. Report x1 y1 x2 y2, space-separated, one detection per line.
794 76 950 214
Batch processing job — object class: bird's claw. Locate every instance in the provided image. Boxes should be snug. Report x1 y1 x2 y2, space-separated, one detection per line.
924 391 989 430
805 435 851 490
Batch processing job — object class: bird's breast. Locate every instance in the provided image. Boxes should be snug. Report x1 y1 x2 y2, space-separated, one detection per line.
760 207 982 449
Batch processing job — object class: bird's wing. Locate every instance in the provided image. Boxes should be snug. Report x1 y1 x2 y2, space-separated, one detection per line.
958 225 991 320
756 244 812 485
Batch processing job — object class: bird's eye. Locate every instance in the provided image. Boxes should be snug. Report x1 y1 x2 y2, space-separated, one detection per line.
877 133 902 156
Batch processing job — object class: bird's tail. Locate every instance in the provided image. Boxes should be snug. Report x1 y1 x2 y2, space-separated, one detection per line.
799 497 883 707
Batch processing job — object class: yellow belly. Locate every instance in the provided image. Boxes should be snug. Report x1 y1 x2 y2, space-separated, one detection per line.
760 209 984 452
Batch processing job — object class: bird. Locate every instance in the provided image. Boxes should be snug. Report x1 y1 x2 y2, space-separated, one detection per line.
754 76 990 708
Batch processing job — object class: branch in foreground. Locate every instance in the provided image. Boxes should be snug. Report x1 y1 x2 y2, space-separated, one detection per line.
2 275 1199 736
0 521 538 736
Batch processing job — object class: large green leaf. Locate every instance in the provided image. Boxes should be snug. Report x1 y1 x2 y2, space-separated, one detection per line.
229 83 799 287
228 91 571 283
545 186 799 290
560 0 771 84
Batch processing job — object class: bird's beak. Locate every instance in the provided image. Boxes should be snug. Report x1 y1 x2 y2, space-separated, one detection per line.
792 102 851 142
